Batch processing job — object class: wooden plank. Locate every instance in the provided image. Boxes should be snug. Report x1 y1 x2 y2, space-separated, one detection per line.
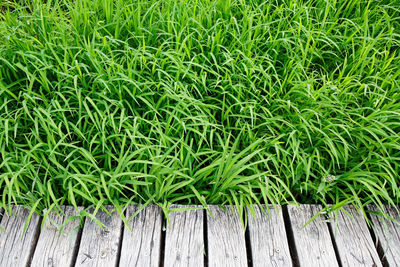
329 205 382 267
368 205 400 266
119 205 162 267
287 204 338 267
0 205 41 266
247 205 292 267
164 205 204 267
206 205 247 267
31 206 81 267
75 206 122 267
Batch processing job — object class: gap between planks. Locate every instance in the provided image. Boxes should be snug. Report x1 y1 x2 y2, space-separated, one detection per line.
0 205 395 267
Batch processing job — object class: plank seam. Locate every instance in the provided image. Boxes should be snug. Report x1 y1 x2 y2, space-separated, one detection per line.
203 209 209 267
26 216 43 267
326 221 344 267
282 205 300 267
244 219 253 267
115 212 125 267
158 213 166 267
69 221 83 267
365 210 389 267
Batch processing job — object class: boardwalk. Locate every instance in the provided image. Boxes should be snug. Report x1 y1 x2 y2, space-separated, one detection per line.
0 204 398 267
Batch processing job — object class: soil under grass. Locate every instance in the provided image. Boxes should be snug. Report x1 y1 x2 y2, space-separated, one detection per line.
0 0 399 220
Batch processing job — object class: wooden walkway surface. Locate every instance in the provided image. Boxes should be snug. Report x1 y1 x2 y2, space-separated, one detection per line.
0 204 398 267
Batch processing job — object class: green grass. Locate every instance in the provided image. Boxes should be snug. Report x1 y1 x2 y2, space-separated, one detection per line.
0 0 399 221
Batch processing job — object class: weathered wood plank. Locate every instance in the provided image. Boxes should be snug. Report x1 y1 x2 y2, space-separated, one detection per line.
329 205 382 267
75 206 122 267
0 205 41 267
287 204 338 267
164 205 204 267
247 205 292 267
206 205 247 267
31 206 81 267
368 205 400 266
119 205 162 267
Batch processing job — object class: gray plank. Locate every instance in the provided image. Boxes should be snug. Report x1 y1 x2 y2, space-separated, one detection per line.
368 205 400 266
75 206 122 267
329 205 382 267
248 205 292 267
207 205 247 267
287 204 338 267
119 205 162 267
31 206 81 267
0 205 41 267
164 205 204 267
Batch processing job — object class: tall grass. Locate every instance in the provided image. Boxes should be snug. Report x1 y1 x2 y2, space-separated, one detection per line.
0 0 399 220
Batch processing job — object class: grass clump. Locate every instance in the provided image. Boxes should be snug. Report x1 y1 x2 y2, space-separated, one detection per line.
0 0 399 219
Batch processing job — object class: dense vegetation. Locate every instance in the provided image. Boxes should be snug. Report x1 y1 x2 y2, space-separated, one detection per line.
0 0 399 219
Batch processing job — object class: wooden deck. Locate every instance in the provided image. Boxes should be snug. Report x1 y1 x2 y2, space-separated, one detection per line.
0 204 398 267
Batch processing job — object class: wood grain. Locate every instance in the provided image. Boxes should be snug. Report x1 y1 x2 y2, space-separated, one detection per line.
164 205 204 267
287 204 338 267
119 205 162 267
75 206 122 267
0 204 394 267
368 205 400 266
247 205 292 267
206 205 247 267
0 205 41 267
31 206 81 267
329 206 382 267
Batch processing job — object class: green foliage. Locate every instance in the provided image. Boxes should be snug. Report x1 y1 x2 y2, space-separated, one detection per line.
0 0 399 220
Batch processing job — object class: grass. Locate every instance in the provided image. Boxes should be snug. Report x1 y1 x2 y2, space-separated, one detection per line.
0 0 399 222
